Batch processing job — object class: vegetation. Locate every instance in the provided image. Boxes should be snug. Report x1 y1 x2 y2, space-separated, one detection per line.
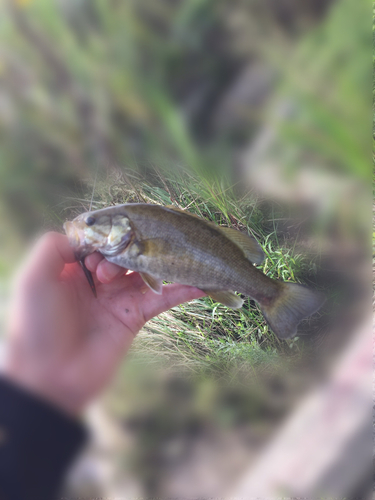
0 0 367 377
0 0 365 371
72 168 324 381
0 0 369 495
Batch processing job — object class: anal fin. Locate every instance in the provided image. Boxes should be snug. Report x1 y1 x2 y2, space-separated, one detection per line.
203 289 244 309
140 272 163 294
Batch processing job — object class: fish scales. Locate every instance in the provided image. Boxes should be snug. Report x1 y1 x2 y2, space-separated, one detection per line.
113 204 275 296
64 203 324 339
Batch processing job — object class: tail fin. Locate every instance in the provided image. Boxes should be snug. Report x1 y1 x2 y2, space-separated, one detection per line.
260 283 325 339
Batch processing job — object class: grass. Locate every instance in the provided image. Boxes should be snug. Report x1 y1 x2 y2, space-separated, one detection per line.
73 166 323 382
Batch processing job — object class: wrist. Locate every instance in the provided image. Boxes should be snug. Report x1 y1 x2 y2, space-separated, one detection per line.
2 359 84 417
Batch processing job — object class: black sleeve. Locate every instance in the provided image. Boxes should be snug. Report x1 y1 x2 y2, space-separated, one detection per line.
0 376 88 500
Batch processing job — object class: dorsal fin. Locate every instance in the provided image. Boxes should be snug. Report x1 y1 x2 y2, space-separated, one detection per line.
165 205 264 264
215 226 264 264
165 205 202 220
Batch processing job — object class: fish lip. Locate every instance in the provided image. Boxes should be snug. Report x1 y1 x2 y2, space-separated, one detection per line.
74 248 90 261
64 221 81 248
64 221 93 258
63 220 97 297
78 257 97 298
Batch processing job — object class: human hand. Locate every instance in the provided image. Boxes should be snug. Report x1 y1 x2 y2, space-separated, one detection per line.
4 232 205 415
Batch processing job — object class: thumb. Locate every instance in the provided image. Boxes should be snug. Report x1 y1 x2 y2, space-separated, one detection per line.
21 232 76 283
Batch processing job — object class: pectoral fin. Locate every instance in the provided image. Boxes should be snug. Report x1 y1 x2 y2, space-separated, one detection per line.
137 238 172 256
140 272 163 294
203 289 244 309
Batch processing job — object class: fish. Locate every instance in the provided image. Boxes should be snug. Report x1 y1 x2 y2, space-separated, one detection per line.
64 203 324 339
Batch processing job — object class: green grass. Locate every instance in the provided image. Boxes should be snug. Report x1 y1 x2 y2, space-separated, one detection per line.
80 168 322 381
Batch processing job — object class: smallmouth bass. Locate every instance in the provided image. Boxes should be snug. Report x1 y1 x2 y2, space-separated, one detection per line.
64 203 324 339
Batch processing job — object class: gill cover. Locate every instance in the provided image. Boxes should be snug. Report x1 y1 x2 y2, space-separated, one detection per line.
101 215 133 256
83 214 133 297
66 213 134 297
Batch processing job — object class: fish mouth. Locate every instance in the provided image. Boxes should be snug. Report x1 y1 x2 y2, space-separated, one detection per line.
63 221 81 248
63 221 97 298
77 257 97 298
64 221 93 257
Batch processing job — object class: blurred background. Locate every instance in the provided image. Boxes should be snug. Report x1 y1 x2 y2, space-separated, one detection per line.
0 0 371 498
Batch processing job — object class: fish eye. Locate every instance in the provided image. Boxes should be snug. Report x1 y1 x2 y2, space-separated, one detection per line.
85 216 96 226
